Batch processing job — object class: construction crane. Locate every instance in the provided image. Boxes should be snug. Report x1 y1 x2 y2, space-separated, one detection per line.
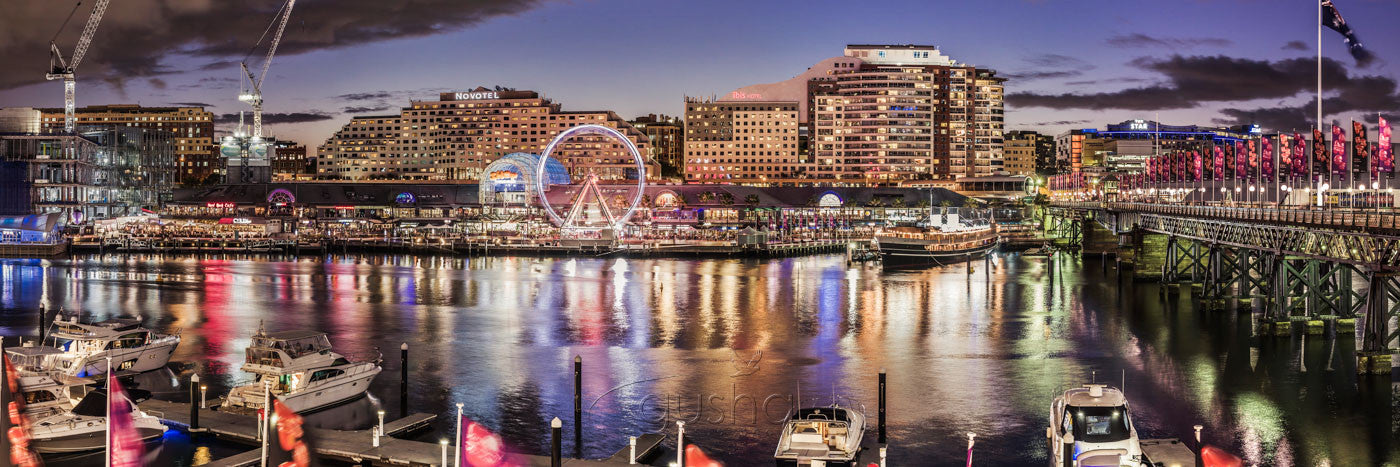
238 0 296 139
46 0 111 134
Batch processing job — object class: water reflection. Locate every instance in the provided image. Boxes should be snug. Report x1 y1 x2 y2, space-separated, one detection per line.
0 253 1395 464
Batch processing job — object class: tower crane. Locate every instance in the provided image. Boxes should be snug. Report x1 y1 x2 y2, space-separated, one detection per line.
46 0 111 134
238 0 296 139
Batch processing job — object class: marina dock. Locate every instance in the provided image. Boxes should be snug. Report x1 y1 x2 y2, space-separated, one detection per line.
140 399 665 466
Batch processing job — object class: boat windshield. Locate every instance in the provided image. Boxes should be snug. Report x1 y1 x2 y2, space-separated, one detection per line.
1069 405 1130 443
70 390 108 417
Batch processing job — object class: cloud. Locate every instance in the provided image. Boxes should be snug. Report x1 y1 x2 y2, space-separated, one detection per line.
1003 70 1082 81
1107 33 1232 49
1023 119 1091 126
169 102 213 107
1282 40 1308 51
214 111 333 125
148 78 167 90
335 91 394 101
0 0 547 90
342 105 394 113
1024 54 1093 69
1063 77 1148 86
1007 55 1360 111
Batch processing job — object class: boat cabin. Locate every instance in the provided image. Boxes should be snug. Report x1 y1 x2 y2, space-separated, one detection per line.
245 330 334 368
1055 385 1133 444
780 407 856 456
48 318 152 353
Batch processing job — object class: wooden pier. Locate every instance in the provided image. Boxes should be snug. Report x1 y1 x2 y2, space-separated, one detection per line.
141 399 660 466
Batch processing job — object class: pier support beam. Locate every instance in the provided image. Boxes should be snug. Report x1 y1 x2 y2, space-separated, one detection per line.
1359 271 1400 374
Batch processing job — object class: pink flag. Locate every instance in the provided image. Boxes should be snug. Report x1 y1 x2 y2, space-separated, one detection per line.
460 416 524 467
1380 116 1393 177
1332 124 1347 175
107 375 143 467
1294 132 1308 177
1262 136 1274 178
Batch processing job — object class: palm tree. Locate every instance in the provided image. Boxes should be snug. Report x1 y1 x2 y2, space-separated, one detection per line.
745 194 760 206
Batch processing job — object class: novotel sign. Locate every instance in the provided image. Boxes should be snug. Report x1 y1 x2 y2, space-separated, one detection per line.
454 91 500 100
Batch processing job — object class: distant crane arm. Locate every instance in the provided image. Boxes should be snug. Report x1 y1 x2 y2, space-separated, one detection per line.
68 0 110 70
257 0 296 89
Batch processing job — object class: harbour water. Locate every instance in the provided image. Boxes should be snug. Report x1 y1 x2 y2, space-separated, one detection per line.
0 253 1396 465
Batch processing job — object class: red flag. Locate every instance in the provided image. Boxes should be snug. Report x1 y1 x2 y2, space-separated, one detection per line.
1200 445 1245 467
1262 137 1274 179
1213 145 1225 180
1313 128 1328 176
1294 132 1308 177
1279 134 1292 178
1354 120 1370 175
2 354 42 467
268 399 318 467
1332 124 1347 175
1380 116 1393 176
460 416 524 467
684 444 724 467
107 375 143 467
1234 140 1246 179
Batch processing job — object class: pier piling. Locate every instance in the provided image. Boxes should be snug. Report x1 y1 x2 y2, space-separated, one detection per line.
189 374 199 430
551 417 562 467
36 305 45 343
400 343 409 417
573 355 583 456
878 368 887 444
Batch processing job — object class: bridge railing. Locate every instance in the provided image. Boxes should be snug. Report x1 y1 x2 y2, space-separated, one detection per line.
1090 202 1400 231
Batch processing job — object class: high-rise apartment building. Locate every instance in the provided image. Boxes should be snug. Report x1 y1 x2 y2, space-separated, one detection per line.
629 114 683 179
318 88 657 182
683 99 801 185
1005 130 1056 176
720 44 1005 185
38 105 216 184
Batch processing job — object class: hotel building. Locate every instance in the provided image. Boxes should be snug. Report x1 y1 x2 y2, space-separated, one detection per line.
715 44 1006 185
38 104 216 183
318 89 658 182
628 114 684 179
683 99 801 185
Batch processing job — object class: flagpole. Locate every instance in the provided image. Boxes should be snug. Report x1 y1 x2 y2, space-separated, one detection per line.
455 403 464 467
1319 0 1326 207
106 357 112 467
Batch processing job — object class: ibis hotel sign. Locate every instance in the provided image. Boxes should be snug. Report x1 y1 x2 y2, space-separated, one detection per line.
454 91 499 100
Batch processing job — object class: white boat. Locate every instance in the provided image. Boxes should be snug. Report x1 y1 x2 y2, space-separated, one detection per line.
873 207 1000 268
1047 384 1145 467
8 316 181 378
774 405 865 466
28 388 166 453
221 328 381 414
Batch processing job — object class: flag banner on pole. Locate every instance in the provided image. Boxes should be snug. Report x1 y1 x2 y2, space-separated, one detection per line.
1262 136 1275 180
2 353 42 467
459 416 525 467
1380 116 1393 177
1279 134 1292 180
1332 123 1347 176
1234 140 1246 180
1194 150 1203 181
108 374 144 467
1214 144 1225 181
1322 0 1375 67
1247 139 1259 176
1353 120 1370 175
1299 131 1310 178
1202 148 1214 181
267 399 319 467
1313 128 1328 177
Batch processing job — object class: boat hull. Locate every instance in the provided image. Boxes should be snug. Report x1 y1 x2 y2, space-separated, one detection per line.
876 238 998 268
71 339 179 377
225 365 381 414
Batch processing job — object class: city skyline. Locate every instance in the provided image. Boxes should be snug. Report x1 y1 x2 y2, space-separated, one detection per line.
2 0 1399 154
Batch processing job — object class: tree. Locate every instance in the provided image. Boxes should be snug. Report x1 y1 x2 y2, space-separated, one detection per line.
938 200 953 208
745 194 760 206
719 192 734 206
891 197 906 208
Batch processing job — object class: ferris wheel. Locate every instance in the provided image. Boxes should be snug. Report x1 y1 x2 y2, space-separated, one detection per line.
534 124 647 231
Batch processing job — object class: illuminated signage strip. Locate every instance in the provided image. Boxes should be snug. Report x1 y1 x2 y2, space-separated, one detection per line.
454 91 500 100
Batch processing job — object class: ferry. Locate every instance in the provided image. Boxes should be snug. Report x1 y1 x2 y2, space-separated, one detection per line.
873 207 999 268
774 405 865 466
221 327 382 414
7 315 180 378
1047 384 1144 467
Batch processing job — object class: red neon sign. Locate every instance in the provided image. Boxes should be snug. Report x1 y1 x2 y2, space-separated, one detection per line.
206 202 235 209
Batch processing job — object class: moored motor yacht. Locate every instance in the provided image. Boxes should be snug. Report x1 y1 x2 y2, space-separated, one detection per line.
774 405 865 466
1047 384 1145 467
8 315 180 378
221 327 381 414
27 387 166 453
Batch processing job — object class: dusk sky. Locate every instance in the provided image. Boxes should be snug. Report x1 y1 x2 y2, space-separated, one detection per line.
3 0 1400 154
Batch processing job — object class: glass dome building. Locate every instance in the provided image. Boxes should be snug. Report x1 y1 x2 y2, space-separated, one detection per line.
478 152 570 205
